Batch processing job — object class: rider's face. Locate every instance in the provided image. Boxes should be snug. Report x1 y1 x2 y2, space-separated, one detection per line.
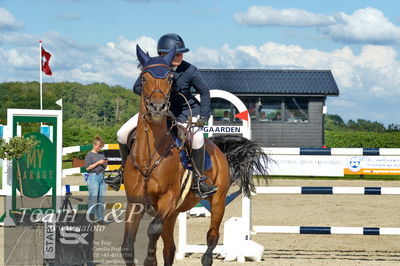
161 52 183 67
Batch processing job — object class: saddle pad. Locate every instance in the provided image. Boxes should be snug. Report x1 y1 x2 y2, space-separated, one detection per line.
176 138 212 171
175 170 192 210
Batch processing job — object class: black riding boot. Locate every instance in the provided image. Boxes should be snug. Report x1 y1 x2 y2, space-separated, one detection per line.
104 142 129 191
191 145 218 198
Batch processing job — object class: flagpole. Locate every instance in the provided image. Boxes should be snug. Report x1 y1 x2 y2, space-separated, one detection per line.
39 40 43 110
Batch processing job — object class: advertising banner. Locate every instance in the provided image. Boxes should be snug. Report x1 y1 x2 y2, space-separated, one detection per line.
267 155 400 177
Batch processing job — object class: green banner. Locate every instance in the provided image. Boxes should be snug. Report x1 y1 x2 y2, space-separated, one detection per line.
14 132 56 198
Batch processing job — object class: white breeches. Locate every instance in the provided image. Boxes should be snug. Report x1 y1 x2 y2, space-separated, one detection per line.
117 113 139 144
117 114 204 149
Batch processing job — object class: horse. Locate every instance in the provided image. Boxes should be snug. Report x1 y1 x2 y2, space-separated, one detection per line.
121 45 268 266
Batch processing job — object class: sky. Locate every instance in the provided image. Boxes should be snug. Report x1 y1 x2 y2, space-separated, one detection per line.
1 0 399 126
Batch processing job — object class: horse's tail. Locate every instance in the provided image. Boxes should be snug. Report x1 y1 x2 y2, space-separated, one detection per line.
209 135 269 198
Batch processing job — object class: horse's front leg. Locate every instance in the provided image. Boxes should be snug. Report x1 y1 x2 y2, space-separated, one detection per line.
144 195 176 266
122 201 145 266
160 212 179 266
202 194 226 266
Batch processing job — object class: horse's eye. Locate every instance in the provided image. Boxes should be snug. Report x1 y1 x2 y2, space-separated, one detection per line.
141 76 146 83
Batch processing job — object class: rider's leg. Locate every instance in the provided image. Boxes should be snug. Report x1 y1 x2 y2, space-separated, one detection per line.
191 124 217 198
104 114 138 188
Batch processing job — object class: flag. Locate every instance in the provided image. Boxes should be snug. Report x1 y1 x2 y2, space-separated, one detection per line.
55 98 62 107
234 110 249 121
41 47 52 75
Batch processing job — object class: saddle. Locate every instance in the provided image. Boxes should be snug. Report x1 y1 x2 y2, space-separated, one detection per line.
125 121 211 171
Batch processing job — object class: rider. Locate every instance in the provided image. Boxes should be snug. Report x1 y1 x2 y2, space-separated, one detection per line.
105 33 217 198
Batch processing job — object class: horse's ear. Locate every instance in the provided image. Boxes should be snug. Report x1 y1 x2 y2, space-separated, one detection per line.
163 46 176 66
136 45 149 65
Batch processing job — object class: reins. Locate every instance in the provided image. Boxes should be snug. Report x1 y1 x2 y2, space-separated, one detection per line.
129 67 176 181
128 128 175 181
130 66 200 182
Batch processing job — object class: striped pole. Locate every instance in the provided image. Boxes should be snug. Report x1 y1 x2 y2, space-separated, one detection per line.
256 186 400 195
262 147 400 156
253 226 400 235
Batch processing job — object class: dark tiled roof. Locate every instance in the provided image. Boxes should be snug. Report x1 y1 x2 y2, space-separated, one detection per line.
198 69 339 96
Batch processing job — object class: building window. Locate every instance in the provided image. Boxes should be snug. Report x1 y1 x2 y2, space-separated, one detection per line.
284 98 309 123
210 97 309 123
259 98 282 122
211 99 239 123
240 97 309 123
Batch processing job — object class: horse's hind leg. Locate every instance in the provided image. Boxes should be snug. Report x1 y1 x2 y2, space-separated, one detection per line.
160 212 179 266
122 202 145 266
202 195 226 266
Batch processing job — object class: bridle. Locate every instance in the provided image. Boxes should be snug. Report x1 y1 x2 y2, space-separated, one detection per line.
130 64 177 180
140 64 173 120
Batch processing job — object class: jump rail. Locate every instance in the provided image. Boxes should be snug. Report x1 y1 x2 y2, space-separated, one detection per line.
253 226 400 235
262 147 400 156
177 147 400 261
256 186 400 195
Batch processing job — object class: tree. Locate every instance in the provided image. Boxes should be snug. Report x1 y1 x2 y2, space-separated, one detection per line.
0 136 38 203
325 114 346 131
387 124 400 132
347 119 385 132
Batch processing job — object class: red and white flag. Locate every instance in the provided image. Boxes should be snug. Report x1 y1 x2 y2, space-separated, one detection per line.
41 47 52 76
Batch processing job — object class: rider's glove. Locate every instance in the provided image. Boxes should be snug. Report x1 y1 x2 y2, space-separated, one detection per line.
196 116 208 127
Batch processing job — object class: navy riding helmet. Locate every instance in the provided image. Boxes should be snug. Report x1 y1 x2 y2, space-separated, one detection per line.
157 33 189 54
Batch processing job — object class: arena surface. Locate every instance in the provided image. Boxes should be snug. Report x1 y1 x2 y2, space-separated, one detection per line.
1 178 400 265
171 179 400 265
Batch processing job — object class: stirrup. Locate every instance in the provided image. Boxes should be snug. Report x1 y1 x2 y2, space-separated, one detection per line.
192 175 217 199
104 171 123 184
191 175 206 190
104 166 123 191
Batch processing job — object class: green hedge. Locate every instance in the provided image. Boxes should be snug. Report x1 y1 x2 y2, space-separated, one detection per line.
325 130 400 148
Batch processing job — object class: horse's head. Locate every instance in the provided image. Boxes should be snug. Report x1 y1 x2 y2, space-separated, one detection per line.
136 45 175 123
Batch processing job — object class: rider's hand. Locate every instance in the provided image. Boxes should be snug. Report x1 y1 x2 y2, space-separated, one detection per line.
196 116 208 127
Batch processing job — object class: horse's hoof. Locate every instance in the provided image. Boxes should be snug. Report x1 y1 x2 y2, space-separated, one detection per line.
201 252 213 266
144 256 157 266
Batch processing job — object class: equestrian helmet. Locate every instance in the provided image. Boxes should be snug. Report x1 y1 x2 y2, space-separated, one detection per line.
157 33 189 54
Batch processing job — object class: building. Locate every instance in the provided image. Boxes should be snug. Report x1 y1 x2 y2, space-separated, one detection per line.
199 69 340 147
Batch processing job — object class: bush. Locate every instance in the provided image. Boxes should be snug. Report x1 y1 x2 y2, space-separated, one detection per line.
325 131 400 148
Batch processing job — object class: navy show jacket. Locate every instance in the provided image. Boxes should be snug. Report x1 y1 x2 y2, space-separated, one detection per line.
133 60 211 122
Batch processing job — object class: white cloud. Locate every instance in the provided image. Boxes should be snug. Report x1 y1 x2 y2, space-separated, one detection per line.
234 6 334 27
323 8 400 44
188 41 400 125
188 42 400 100
1 30 399 99
0 29 399 124
0 31 37 46
0 7 23 30
234 6 400 44
329 99 357 108
0 48 37 69
103 36 157 63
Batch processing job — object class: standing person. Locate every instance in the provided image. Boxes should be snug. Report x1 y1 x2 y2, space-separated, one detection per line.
105 33 217 198
85 135 108 223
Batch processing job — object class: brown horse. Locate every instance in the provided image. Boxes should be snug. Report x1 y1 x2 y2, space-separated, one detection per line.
121 45 268 266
